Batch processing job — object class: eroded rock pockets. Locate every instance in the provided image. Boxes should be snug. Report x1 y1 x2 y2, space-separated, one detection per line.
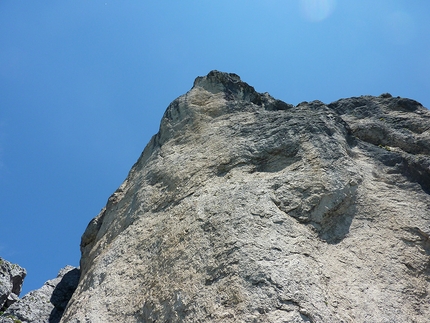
329 94 430 194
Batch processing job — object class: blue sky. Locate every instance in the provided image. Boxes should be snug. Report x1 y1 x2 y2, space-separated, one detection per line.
1 1 429 295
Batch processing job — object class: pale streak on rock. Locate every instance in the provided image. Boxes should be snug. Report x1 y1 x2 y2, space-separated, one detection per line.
61 71 430 323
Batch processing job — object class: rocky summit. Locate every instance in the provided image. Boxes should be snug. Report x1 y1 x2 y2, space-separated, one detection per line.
59 71 429 322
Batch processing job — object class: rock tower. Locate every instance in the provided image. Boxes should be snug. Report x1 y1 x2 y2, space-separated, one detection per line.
61 71 430 322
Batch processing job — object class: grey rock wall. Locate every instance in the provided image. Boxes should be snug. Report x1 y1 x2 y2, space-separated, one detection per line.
1 266 79 323
62 71 430 322
0 258 26 312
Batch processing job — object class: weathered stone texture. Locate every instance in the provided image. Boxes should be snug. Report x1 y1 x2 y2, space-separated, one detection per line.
62 71 430 322
0 258 26 312
2 266 79 323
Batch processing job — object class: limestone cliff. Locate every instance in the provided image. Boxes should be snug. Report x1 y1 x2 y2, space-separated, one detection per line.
62 71 430 322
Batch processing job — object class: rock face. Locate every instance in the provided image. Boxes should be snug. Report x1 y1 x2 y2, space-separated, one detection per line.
62 71 430 322
2 266 79 323
0 258 26 312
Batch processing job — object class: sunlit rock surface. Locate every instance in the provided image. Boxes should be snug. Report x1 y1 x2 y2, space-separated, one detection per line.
0 258 26 312
2 266 79 323
62 71 430 323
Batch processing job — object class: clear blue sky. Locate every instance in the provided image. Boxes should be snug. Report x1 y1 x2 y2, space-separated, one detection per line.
1 1 429 295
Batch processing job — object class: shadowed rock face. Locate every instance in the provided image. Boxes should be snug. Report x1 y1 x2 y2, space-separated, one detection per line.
2 266 79 323
62 71 430 323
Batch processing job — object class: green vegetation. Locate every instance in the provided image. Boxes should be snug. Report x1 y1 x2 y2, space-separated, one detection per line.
378 144 391 151
0 312 22 323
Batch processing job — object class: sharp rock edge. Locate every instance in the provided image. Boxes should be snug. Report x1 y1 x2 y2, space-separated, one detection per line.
0 265 79 323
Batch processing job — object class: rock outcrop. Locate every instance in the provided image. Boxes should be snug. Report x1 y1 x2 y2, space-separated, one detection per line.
61 71 430 322
0 258 26 313
1 266 79 323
